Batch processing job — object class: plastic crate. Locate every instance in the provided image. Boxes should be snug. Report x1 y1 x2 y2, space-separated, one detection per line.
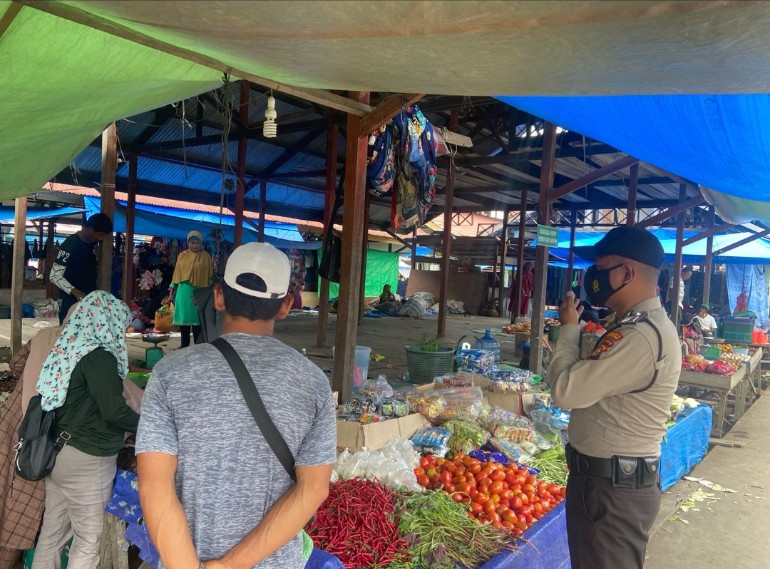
720 317 755 345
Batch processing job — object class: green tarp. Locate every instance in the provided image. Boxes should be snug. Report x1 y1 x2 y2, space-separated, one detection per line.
0 1 221 201
329 249 399 299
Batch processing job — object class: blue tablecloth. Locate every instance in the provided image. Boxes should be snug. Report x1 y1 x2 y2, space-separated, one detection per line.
659 404 713 492
307 502 569 569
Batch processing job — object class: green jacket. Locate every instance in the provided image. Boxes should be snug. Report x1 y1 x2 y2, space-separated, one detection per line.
54 349 140 457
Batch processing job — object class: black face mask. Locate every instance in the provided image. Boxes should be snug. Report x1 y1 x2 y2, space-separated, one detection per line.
583 263 628 307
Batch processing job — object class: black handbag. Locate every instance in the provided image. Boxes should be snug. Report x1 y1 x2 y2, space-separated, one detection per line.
211 338 296 481
14 395 94 481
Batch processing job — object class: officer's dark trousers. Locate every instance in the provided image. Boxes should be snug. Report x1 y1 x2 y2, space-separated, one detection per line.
566 472 660 569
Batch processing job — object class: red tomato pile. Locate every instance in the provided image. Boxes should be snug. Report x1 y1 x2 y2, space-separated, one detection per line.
414 453 565 535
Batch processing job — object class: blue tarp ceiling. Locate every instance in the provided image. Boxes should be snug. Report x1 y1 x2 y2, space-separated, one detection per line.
497 95 770 225
536 228 770 266
0 206 84 224
83 196 320 250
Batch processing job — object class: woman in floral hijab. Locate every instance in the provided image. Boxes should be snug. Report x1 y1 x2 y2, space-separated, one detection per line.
32 291 140 569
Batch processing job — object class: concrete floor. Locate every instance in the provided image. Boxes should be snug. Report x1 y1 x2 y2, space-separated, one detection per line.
646 390 770 568
0 312 525 377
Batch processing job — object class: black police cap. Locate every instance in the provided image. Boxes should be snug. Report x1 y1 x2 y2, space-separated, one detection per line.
573 226 664 269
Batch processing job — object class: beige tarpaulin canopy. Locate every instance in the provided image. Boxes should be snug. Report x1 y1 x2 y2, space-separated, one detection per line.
3 0 770 201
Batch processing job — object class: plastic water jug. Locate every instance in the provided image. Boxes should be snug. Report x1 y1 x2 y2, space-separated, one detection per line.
475 329 500 364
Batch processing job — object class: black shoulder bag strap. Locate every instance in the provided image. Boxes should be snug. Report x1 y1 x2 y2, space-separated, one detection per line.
211 338 297 483
54 398 95 450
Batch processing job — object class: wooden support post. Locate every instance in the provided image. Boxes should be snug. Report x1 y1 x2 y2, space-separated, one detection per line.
97 123 117 292
234 80 250 247
317 124 338 348
513 189 528 323
121 153 137 302
45 220 56 299
529 123 557 374
702 206 715 306
358 192 371 325
671 183 687 328
438 109 458 337
627 162 639 225
498 210 510 315
258 178 267 243
332 92 370 402
10 197 27 354
411 228 417 270
567 209 577 291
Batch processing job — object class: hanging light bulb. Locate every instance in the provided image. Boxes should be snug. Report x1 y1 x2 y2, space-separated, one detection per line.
263 95 278 138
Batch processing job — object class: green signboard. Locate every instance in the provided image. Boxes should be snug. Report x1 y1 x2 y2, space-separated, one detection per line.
536 224 559 247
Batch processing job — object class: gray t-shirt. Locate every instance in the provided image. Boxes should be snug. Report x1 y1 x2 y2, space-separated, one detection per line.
136 333 336 568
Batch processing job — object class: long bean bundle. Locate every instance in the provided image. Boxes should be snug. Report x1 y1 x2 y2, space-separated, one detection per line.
390 491 517 569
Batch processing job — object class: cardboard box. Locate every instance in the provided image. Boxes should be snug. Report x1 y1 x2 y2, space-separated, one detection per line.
336 413 430 452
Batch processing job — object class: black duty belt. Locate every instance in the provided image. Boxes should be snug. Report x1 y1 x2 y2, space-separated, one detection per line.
566 444 659 489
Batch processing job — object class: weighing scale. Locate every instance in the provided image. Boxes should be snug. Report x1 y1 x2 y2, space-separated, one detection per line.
142 333 169 369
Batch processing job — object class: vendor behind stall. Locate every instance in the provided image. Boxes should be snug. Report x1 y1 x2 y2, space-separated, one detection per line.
378 284 401 315
692 304 717 336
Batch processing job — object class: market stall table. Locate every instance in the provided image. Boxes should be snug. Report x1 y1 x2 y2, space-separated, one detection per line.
678 365 746 438
306 502 569 569
659 404 713 492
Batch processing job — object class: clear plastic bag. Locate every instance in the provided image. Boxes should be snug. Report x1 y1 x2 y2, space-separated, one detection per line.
409 386 484 424
479 406 536 443
443 419 491 455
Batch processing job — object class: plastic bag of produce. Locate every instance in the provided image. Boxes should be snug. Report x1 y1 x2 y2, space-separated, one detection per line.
478 406 536 443
529 405 570 438
443 419 491 455
488 437 535 465
454 349 496 375
411 426 452 457
358 375 394 399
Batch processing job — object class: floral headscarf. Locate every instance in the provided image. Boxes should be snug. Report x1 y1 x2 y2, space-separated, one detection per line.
37 290 130 411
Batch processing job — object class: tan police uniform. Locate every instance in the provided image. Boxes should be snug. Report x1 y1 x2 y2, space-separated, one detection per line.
547 295 681 569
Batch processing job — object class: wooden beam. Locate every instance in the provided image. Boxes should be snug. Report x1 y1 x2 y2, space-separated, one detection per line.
702 206 715 306
567 209 577 289
550 156 639 202
513 188 528 323
682 223 736 247
358 93 425 137
19 1 373 116
529 123 557 374
627 162 639 225
670 184 687 328
713 229 770 257
358 192 371 325
332 91 370 402
10 196 27 355
636 195 705 229
317 124 339 348
438 109 459 337
97 123 117 292
121 153 137 302
498 210 510 315
0 2 22 41
45 219 56 299
234 81 250 247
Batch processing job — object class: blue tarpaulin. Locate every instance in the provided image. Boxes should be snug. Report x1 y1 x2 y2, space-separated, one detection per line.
0 206 84 224
83 196 320 250
727 265 768 326
497 95 770 225
535 228 770 266
659 405 713 492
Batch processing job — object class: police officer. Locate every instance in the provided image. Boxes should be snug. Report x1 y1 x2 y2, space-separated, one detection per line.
547 226 681 569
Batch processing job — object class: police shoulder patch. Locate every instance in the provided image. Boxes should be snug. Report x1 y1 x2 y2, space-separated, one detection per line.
587 330 624 360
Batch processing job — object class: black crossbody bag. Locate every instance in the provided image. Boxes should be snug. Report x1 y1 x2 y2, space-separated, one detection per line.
15 395 95 481
211 338 296 482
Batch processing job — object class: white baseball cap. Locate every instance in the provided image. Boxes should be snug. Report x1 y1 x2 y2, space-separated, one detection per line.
223 243 291 299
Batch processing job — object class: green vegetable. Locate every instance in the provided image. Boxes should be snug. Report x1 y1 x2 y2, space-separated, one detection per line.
419 334 440 352
525 445 568 486
389 491 516 569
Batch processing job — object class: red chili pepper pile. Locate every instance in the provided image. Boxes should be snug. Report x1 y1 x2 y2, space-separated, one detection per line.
306 479 412 568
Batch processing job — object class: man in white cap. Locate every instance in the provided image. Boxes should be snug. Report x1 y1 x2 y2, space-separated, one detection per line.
136 243 336 569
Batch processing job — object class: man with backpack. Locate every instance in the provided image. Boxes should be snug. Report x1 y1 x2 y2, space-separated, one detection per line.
136 243 336 569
